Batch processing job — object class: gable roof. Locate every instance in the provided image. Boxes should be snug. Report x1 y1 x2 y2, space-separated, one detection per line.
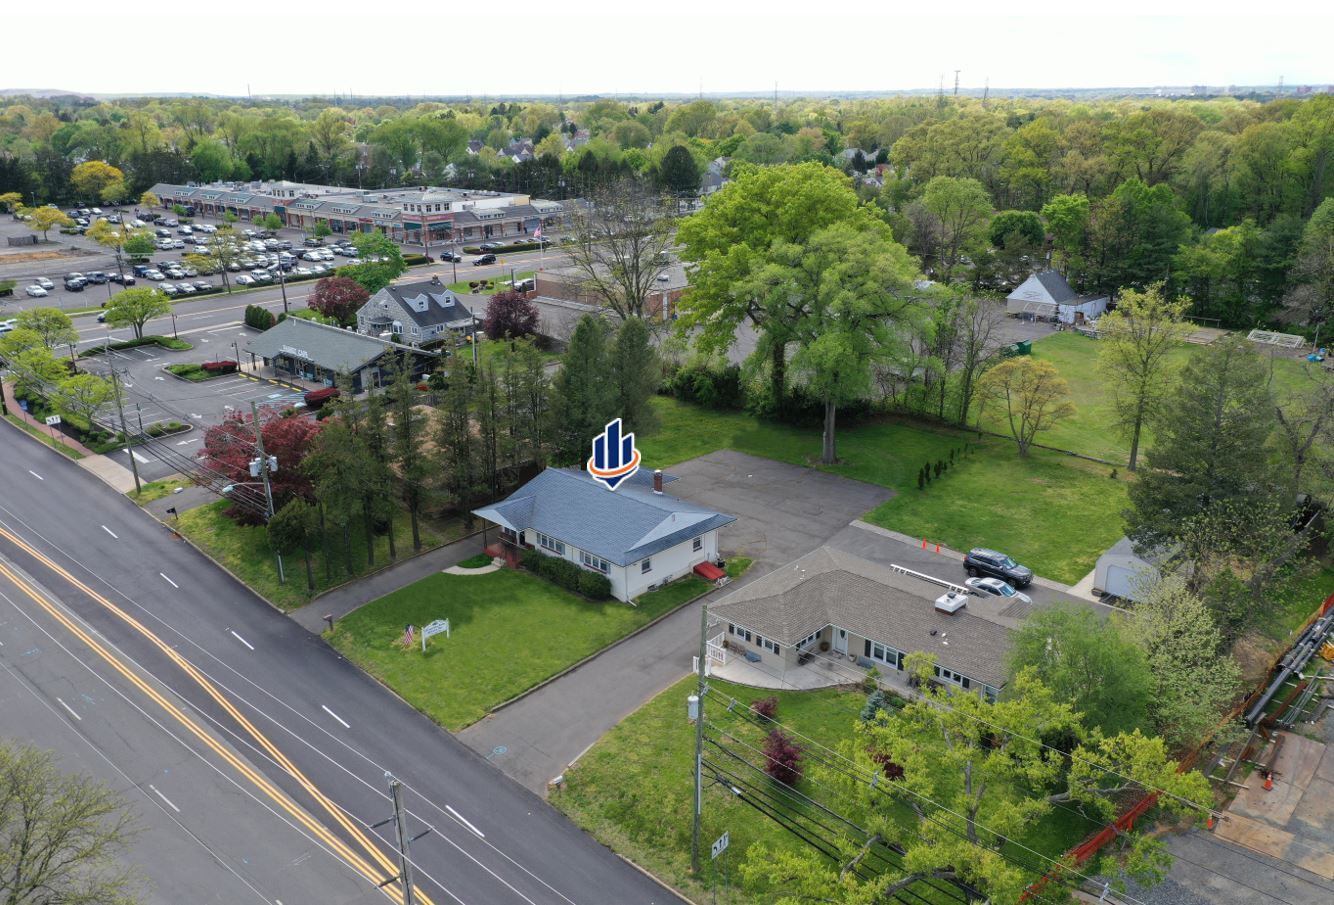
473 467 735 567
366 279 474 330
1007 270 1079 305
710 547 1025 688
244 317 434 373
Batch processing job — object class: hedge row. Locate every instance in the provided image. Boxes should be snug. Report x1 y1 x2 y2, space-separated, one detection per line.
521 548 612 600
461 241 550 255
401 253 430 266
244 305 276 330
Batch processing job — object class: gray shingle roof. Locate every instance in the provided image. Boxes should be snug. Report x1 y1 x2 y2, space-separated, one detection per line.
473 467 734 567
243 317 434 373
709 547 1019 688
370 279 474 330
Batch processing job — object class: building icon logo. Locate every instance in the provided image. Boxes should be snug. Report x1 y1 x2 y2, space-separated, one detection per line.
586 418 641 491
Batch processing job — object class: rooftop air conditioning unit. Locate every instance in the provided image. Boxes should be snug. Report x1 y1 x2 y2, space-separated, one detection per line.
934 591 967 615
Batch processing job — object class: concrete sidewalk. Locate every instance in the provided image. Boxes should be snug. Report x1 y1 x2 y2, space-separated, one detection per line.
288 530 487 632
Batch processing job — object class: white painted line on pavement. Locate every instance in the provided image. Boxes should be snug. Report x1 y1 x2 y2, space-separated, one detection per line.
321 705 350 729
229 630 254 651
160 572 178 589
101 525 118 539
445 804 485 838
56 697 82 721
28 471 43 481
127 451 150 464
176 438 200 447
148 784 181 813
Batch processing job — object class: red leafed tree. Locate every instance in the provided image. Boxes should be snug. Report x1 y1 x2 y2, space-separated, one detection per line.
762 729 804 785
483 290 539 340
309 276 370 326
199 411 323 523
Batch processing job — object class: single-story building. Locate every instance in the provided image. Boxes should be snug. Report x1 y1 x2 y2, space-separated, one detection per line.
473 466 736 603
709 546 1034 699
534 261 689 322
1093 537 1176 602
1006 271 1109 324
355 275 475 346
243 316 440 393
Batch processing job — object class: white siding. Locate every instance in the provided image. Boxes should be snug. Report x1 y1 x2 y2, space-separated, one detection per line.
525 528 721 603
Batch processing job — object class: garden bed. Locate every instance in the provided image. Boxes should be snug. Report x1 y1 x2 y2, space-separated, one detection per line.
164 362 238 382
79 334 193 356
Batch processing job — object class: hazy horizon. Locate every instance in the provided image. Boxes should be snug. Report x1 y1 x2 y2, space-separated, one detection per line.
6 3 1332 100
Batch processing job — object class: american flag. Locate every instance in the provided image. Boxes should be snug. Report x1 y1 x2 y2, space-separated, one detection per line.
533 227 542 239
403 624 415 646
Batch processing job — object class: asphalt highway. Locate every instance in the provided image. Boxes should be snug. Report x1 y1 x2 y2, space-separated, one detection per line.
0 422 683 905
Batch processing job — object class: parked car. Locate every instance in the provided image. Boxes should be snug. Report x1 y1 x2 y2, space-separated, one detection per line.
159 283 179 295
193 280 212 291
0 319 18 334
965 576 1033 604
963 549 1033 588
108 273 136 285
234 274 255 286
86 271 108 284
162 218 179 227
64 279 86 292
479 242 501 251
145 270 165 281
178 226 193 235
25 285 48 297
132 264 152 277
176 283 197 294
473 253 497 265
303 237 323 247
36 277 54 289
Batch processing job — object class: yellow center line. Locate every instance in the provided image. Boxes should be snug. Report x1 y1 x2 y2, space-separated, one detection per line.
0 559 403 903
0 525 431 902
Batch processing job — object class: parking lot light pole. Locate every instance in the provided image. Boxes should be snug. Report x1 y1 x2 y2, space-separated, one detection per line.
170 312 178 339
277 259 289 314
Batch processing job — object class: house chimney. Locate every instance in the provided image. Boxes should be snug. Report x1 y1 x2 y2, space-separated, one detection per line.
653 470 663 494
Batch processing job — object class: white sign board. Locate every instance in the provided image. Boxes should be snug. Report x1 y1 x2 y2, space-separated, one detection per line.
44 415 62 426
421 618 450 652
711 831 729 860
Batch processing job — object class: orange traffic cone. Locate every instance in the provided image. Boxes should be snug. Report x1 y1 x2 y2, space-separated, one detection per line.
922 538 927 549
1206 815 1215 830
935 543 941 553
1263 774 1274 791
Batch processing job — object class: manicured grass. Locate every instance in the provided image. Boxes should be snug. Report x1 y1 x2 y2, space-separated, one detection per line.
326 567 706 730
79 334 193 356
866 445 1129 585
456 553 494 569
552 676 870 904
288 308 339 325
176 500 463 611
1259 561 1334 645
129 475 189 505
640 397 1120 584
632 557 753 610
977 333 1326 465
447 269 534 296
3 415 84 459
165 363 234 382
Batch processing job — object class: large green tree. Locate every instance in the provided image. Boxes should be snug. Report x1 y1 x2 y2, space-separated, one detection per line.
550 315 616 465
1127 334 1280 551
103 287 171 340
15 307 77 350
339 232 406 294
920 175 993 283
609 316 660 435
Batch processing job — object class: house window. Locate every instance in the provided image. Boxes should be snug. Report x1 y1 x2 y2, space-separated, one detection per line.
580 551 610 573
755 634 781 656
535 532 565 556
728 623 752 643
641 559 652 574
411 326 419 335
933 665 972 689
500 527 518 544
797 630 821 650
692 537 703 552
863 640 904 669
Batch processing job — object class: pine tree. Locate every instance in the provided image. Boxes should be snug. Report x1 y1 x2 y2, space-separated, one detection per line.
551 315 616 464
610 316 660 434
388 353 429 551
437 370 481 524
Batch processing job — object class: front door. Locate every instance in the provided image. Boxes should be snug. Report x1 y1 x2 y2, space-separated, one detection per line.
833 628 848 655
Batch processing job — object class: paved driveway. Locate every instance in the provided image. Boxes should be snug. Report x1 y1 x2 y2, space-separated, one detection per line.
665 449 893 574
459 450 891 793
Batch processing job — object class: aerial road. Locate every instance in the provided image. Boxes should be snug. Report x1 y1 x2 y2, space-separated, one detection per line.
0 423 682 905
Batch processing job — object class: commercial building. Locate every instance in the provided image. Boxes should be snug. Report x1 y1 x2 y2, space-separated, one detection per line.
149 181 565 249
243 316 440 393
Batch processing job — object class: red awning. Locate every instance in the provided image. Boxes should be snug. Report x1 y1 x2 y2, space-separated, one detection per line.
693 562 725 581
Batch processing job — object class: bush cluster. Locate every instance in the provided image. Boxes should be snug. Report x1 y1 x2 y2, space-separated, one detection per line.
244 305 276 330
201 360 238 374
401 253 430 266
462 241 548 254
303 386 340 409
520 548 612 599
661 362 745 410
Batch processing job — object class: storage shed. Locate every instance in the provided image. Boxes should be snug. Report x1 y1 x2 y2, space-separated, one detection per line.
1094 537 1171 602
1006 271 1109 325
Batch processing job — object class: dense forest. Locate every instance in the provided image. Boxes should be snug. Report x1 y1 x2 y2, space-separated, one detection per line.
1 92 1330 329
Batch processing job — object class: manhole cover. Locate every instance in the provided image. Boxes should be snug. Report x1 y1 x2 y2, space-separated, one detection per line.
490 745 508 758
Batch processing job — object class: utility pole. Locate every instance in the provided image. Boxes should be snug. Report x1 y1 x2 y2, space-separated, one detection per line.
690 602 708 874
370 773 430 905
953 70 961 96
250 400 285 584
983 76 990 108
109 368 141 493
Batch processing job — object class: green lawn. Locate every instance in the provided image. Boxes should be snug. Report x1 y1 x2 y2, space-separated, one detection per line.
129 475 189 505
977 333 1326 465
1259 561 1334 645
4 415 84 459
176 500 463 611
326 567 714 730
448 269 533 296
632 557 752 610
640 397 1122 584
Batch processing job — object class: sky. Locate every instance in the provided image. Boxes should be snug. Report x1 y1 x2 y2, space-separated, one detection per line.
6 1 1332 98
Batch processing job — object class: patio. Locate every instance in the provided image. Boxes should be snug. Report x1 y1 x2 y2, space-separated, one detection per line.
707 643 916 698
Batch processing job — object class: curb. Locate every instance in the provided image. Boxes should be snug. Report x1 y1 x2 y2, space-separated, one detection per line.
482 577 731 718
1 410 89 459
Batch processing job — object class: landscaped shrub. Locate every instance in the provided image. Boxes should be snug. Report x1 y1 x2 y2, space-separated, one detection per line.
762 730 804 785
750 696 779 722
863 665 881 693
244 305 276 330
576 569 612 600
860 689 890 723
201 360 238 374
401 253 430 266
662 361 745 410
521 548 544 573
303 386 341 409
545 556 582 591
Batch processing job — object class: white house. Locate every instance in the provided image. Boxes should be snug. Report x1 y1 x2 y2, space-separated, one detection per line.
473 467 736 603
1006 271 1109 324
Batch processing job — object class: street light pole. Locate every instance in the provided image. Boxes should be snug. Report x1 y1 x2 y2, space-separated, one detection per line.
250 400 284 583
277 256 289 313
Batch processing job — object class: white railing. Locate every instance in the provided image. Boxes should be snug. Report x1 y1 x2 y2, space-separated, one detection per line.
706 633 729 668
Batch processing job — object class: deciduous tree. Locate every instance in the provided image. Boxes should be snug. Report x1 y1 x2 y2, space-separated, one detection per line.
483 290 539 340
69 160 125 201
15 306 77 350
50 373 114 429
22 205 72 241
103 287 170 339
309 276 369 327
1095 284 1193 470
563 177 675 320
340 232 405 294
921 175 993 283
976 357 1075 456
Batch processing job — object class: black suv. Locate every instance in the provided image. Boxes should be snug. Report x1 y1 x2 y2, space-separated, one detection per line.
963 548 1033 588
473 253 497 265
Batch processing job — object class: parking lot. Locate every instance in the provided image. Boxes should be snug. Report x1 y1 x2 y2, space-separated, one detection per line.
78 324 305 482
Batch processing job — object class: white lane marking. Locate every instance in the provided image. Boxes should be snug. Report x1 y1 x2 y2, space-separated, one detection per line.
148 783 181 813
101 525 118 539
176 438 200 446
128 451 150 464
28 471 43 481
159 572 178 589
321 705 350 729
446 804 485 838
56 697 82 720
229 630 254 651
